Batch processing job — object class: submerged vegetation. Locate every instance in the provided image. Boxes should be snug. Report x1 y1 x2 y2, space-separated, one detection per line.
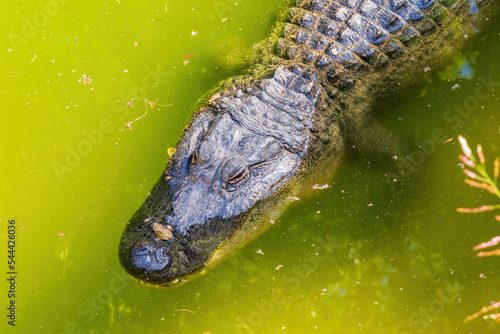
456 135 500 323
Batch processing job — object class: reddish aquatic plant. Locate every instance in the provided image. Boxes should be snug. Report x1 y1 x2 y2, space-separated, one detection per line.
456 135 500 323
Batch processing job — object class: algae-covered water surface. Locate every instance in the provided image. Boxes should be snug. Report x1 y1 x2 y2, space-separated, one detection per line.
1 0 500 333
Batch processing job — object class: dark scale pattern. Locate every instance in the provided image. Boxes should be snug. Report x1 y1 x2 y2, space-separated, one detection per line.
278 0 448 80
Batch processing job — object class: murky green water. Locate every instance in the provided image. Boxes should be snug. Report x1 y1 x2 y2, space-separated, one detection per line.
1 1 499 333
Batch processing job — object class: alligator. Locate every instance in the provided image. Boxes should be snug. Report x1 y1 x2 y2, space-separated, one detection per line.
119 0 498 287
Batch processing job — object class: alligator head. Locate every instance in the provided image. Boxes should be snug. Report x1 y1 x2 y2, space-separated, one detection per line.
119 65 320 286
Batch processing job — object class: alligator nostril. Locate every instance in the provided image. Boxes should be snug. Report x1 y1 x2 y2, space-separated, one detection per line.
131 242 170 271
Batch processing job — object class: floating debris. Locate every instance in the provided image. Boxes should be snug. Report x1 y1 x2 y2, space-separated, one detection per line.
124 99 172 130
256 249 264 255
424 66 431 72
153 222 173 241
80 75 92 85
58 231 65 237
288 197 300 202
29 54 37 64
312 184 330 190
184 52 193 58
168 148 176 157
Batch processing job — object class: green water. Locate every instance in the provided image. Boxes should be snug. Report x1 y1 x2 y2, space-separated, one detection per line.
1 0 499 333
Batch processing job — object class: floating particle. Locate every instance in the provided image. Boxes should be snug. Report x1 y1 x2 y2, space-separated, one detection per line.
184 52 193 58
424 66 431 72
81 75 92 85
289 197 300 201
153 222 173 241
58 231 65 237
312 184 330 189
256 249 264 255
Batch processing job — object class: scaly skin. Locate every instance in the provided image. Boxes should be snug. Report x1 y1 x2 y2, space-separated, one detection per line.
119 0 498 287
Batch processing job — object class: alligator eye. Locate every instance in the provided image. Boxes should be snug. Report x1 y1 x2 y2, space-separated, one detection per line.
221 158 249 187
227 167 249 185
264 141 281 160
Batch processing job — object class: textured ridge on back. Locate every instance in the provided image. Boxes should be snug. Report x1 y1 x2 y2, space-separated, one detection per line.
277 0 457 83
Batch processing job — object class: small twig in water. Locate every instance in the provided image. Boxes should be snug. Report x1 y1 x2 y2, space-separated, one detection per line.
125 99 172 130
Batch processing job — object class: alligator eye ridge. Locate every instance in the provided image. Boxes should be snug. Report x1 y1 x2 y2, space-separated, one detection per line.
197 141 215 164
227 167 249 185
221 158 250 190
